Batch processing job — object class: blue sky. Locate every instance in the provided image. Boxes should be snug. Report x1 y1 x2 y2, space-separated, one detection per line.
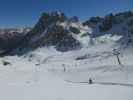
0 0 133 28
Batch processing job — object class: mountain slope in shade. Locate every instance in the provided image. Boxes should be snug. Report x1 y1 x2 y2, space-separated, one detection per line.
0 28 31 55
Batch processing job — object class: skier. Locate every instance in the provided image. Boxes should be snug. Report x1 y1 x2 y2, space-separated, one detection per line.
62 64 66 72
89 78 93 84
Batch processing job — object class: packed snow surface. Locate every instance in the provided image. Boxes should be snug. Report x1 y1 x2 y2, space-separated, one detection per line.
0 42 133 100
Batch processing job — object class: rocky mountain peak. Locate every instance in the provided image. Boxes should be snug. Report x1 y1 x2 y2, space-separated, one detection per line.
1 11 133 56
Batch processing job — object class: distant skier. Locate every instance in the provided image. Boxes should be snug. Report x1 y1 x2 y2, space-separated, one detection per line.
62 64 66 72
89 78 93 84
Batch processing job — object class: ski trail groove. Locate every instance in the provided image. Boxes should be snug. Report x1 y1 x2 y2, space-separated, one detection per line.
64 80 133 87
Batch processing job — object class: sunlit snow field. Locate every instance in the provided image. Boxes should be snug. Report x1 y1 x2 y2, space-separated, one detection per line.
0 42 133 100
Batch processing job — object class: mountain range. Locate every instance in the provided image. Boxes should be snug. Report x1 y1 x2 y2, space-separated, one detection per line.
0 11 133 55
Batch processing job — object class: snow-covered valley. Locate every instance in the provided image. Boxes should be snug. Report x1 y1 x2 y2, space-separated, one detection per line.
0 41 133 100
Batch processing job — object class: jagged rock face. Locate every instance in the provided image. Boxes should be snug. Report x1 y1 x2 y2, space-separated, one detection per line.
83 11 133 47
19 11 81 52
20 12 66 47
29 11 67 36
83 16 103 28
124 16 133 45
56 35 81 52
127 17 133 34
99 14 114 32
84 11 133 33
